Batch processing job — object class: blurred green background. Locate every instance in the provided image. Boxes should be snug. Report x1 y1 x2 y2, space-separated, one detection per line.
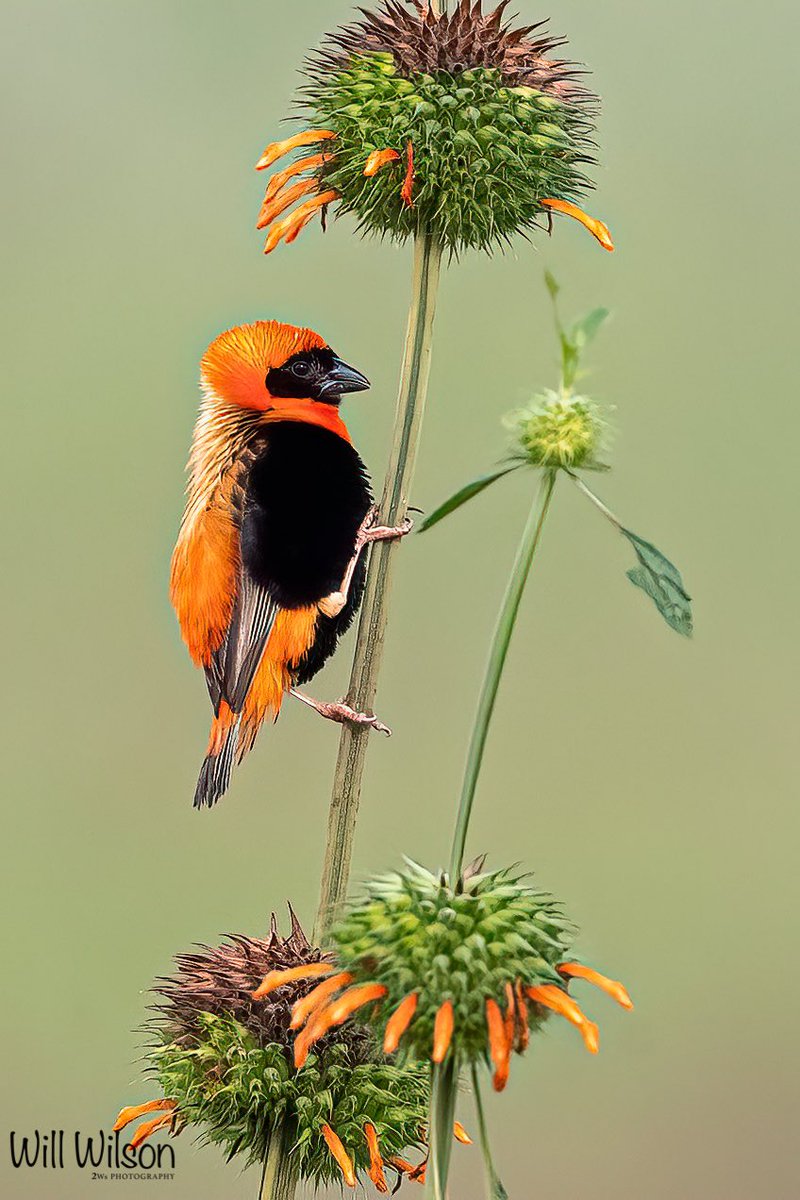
2 1 797 1196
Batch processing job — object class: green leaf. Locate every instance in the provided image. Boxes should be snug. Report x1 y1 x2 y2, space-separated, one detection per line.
418 466 519 532
569 306 610 351
491 1177 509 1200
621 529 693 637
544 269 560 301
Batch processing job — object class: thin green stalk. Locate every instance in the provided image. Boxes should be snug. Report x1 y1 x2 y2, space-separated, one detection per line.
448 470 557 883
470 1066 506 1200
315 232 443 939
425 1059 458 1200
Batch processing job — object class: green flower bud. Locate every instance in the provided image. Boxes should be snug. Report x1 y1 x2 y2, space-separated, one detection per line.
505 391 606 469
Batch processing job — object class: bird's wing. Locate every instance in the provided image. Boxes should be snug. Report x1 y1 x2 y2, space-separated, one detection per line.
213 569 280 714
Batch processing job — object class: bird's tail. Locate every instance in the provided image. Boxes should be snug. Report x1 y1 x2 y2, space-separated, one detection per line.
193 702 241 809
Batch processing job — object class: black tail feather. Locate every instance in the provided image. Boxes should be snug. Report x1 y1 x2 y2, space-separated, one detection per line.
193 722 240 809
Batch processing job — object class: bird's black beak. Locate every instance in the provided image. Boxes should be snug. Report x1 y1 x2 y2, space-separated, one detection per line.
319 355 370 400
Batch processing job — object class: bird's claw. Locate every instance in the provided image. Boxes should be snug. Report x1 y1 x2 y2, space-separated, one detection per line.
359 505 414 547
291 689 392 735
321 700 392 736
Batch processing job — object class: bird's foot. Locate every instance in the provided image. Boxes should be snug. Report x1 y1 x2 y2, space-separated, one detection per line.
358 504 414 548
291 689 391 736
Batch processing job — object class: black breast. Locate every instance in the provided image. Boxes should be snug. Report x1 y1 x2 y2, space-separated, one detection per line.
241 421 372 609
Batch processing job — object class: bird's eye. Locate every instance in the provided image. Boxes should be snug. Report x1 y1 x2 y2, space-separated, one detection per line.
290 361 311 378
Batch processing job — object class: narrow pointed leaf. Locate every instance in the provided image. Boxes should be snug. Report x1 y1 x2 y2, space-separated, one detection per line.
569 306 610 351
418 467 519 532
544 269 560 301
621 529 693 636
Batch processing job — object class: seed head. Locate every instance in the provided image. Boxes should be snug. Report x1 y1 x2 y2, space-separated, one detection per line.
506 390 606 468
256 2 611 255
133 912 429 1187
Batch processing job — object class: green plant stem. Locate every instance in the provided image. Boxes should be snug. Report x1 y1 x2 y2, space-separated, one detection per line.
470 1066 505 1199
425 1059 458 1200
448 469 557 884
259 1121 298 1200
314 232 443 940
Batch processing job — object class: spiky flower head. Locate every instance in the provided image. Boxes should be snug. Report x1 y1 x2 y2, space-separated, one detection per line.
114 911 431 1191
505 389 607 469
291 861 632 1092
256 1 613 256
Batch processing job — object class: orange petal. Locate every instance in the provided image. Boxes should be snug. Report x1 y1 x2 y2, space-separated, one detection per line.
541 198 614 251
383 992 419 1054
257 178 318 230
514 980 530 1052
321 1124 356 1188
294 1003 337 1069
364 148 401 176
453 1122 473 1145
113 1100 176 1132
558 963 634 1010
387 1156 414 1176
252 962 333 1000
256 129 335 171
291 972 353 1031
527 983 585 1027
432 999 454 1064
364 1123 389 1193
504 981 516 1047
485 998 510 1091
264 190 338 255
401 140 414 208
527 984 599 1054
581 1020 601 1055
324 982 388 1026
129 1114 173 1149
263 154 331 204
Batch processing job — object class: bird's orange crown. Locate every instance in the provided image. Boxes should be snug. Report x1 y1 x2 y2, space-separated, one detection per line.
199 320 369 439
201 321 325 412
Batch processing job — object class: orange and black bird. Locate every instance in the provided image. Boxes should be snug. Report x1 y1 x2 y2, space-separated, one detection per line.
170 320 409 808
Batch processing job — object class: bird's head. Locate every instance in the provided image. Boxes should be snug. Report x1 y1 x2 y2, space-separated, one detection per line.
200 321 370 420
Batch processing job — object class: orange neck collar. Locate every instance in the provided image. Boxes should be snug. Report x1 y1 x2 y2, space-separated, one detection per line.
261 399 351 443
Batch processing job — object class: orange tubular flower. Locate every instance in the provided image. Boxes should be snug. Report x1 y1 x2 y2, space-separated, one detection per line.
113 1099 176 1133
130 1114 174 1149
257 178 318 230
383 992 419 1054
263 153 331 205
514 980 530 1052
485 998 510 1092
290 971 353 1031
263 190 339 255
364 1123 389 1193
453 1122 473 1146
325 982 389 1026
503 980 516 1047
251 962 333 1000
432 999 454 1063
255 129 335 171
400 140 414 208
364 148 401 176
295 981 389 1066
541 198 615 252
321 1123 356 1188
527 984 599 1055
559 962 634 1010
